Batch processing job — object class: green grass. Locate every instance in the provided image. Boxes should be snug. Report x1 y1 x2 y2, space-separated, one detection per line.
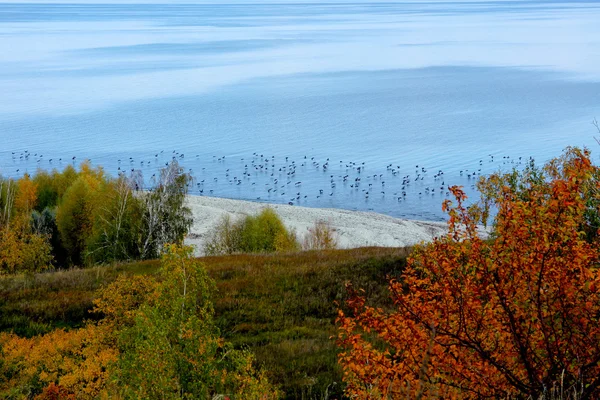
0 246 411 399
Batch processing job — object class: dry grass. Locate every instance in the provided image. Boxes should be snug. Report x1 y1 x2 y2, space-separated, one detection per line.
302 220 338 251
203 246 411 398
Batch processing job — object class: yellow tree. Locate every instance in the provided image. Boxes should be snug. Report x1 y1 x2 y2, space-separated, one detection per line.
15 173 37 215
0 174 52 274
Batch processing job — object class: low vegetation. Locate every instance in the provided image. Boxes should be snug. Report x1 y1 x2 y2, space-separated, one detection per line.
302 220 338 250
0 246 410 399
204 211 339 256
203 208 300 256
0 245 279 399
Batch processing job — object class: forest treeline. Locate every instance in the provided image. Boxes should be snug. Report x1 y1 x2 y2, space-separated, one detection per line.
0 160 192 273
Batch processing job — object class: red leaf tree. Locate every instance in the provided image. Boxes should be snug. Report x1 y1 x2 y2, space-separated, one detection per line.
337 148 600 399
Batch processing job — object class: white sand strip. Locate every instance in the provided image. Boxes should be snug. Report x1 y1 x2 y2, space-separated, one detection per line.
184 195 459 255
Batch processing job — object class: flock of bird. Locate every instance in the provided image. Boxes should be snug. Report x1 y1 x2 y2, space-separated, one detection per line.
4 149 530 219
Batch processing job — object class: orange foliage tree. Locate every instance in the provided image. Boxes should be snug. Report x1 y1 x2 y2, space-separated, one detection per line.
337 148 600 399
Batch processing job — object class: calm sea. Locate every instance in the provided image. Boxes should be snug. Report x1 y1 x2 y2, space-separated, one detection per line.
1 1 600 220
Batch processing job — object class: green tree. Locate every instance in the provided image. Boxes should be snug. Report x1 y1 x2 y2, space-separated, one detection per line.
87 176 144 263
55 176 100 266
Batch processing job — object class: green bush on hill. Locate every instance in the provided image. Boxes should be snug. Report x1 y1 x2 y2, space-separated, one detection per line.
204 208 299 255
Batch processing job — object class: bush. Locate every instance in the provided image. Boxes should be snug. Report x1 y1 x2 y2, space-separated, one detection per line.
0 224 52 275
337 147 600 399
302 220 338 250
0 175 53 275
203 215 242 256
204 208 299 256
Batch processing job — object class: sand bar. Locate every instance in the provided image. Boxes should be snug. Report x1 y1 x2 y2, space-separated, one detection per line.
184 195 459 255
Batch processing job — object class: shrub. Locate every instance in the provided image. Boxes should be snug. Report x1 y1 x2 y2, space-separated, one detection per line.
273 228 299 253
337 147 600 399
203 214 242 256
204 208 299 255
302 220 338 250
239 208 288 253
0 223 52 275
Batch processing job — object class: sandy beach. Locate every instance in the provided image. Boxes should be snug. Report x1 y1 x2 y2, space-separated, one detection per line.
184 195 456 255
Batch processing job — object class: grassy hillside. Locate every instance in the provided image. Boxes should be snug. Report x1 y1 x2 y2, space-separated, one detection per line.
0 246 411 399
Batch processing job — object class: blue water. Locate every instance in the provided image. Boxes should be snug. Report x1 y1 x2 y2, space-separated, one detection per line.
1 1 600 220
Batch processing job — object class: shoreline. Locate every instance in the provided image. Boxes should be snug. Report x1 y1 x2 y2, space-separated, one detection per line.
184 195 454 255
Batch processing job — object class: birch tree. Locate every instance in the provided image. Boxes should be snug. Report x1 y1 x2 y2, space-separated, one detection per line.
139 161 193 259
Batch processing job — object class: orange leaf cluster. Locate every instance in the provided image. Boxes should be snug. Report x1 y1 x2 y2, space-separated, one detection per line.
337 148 600 399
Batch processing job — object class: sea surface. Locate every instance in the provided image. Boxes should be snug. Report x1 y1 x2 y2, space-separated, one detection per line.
1 1 600 220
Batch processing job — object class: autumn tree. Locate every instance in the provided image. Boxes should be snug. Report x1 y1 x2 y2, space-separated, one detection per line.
337 147 600 399
0 177 17 227
15 173 37 215
55 177 96 266
0 160 196 269
54 161 109 266
34 165 79 211
0 174 52 274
